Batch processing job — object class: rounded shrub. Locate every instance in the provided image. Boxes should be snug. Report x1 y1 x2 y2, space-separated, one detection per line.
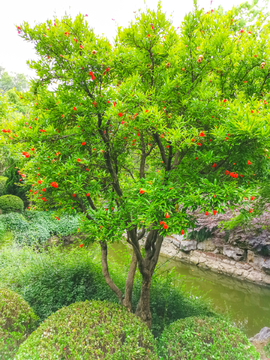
0 195 24 214
158 316 260 360
0 176 8 196
15 300 158 360
0 288 39 360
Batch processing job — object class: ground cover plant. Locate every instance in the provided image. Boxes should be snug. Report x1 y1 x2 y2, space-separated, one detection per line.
15 300 158 360
0 211 80 245
2 2 270 328
0 288 39 360
158 316 260 359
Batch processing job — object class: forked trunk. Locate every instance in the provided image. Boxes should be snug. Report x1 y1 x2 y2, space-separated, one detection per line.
135 272 152 329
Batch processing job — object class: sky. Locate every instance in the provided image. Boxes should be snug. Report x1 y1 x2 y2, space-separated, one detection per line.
0 0 268 78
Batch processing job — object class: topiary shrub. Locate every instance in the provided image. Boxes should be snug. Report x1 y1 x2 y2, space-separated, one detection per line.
0 288 39 360
0 195 24 214
0 177 7 196
15 300 158 360
158 316 260 360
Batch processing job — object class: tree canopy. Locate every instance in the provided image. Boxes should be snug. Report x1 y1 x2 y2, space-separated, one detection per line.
2 3 270 326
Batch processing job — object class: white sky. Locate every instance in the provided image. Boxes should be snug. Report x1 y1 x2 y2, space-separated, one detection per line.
0 0 268 77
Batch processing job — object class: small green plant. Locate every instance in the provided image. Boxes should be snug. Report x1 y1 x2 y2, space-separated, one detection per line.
186 226 216 243
0 288 39 360
0 195 24 214
15 300 158 360
158 316 260 359
264 341 270 357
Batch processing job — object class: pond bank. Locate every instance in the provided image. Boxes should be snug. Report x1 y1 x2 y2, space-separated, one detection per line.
155 235 270 286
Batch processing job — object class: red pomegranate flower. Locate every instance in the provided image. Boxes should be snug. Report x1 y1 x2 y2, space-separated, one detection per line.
118 112 123 117
205 211 209 216
82 142 86 145
80 244 83 248
139 189 145 194
181 229 185 235
213 210 217 215
72 193 76 198
73 107 77 111
165 213 170 219
247 160 251 165
163 223 168 229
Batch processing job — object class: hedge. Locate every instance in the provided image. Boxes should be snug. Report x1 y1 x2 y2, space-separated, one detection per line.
0 195 24 214
158 316 260 359
15 300 158 359
0 288 39 360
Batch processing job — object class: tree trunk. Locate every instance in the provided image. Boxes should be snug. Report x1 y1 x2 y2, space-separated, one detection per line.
135 272 152 328
129 229 164 328
122 249 137 311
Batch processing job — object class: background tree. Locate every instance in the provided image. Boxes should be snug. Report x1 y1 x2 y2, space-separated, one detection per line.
5 4 270 327
0 68 29 93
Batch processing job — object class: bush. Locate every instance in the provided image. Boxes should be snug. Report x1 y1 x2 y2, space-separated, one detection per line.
0 211 80 245
15 300 157 360
0 213 29 232
0 195 24 214
3 166 30 207
0 288 39 360
0 245 213 338
0 176 8 196
158 316 260 360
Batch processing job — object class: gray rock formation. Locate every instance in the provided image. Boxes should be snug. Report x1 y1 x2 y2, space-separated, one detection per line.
250 327 270 341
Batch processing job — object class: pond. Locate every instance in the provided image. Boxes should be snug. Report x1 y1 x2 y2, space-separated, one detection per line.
109 241 270 338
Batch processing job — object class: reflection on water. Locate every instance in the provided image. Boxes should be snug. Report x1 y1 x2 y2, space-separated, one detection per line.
108 241 270 338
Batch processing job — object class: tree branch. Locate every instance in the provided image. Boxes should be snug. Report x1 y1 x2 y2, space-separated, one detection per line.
100 241 123 303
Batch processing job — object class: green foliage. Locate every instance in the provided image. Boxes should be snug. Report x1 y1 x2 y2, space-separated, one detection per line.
0 221 6 242
0 288 39 360
0 245 213 337
3 166 30 206
15 300 157 360
5 4 270 324
186 226 216 243
0 212 29 232
264 341 270 357
158 316 260 359
0 211 80 245
0 195 24 214
0 176 7 196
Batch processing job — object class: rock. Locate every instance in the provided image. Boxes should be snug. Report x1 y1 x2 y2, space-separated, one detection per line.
197 239 216 252
247 250 255 263
223 245 245 261
262 258 270 275
250 327 270 341
180 240 197 252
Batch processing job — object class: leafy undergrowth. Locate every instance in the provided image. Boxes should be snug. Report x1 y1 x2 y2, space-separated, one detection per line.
0 243 214 338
